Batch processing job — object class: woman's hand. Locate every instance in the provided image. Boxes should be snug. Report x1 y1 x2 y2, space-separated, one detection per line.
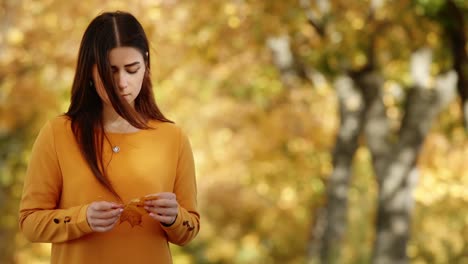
144 192 179 226
86 201 123 232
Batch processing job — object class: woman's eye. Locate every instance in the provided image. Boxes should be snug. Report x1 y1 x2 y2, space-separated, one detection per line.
127 68 139 74
111 67 140 74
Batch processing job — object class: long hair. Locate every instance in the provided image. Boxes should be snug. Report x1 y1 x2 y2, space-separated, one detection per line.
66 11 171 200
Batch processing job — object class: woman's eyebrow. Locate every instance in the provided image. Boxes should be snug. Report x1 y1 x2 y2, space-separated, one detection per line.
124 62 140 67
111 62 141 68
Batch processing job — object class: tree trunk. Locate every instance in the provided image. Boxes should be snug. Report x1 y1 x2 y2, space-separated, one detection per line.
371 50 457 264
372 88 435 264
265 31 365 264
352 70 390 179
308 76 366 263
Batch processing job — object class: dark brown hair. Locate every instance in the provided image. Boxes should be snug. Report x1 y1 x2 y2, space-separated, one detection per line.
66 11 171 200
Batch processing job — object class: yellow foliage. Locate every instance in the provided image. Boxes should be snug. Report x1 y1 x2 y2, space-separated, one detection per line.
2 0 467 264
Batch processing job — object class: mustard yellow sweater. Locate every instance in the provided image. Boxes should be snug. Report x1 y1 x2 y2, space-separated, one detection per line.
19 116 200 264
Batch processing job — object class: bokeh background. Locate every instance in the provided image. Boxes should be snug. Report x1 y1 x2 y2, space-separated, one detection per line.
1 0 468 263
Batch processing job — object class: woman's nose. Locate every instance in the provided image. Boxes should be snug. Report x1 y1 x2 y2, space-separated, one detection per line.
116 72 128 89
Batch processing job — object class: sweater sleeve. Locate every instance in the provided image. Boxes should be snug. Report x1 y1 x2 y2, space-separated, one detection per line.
18 120 93 243
161 128 200 245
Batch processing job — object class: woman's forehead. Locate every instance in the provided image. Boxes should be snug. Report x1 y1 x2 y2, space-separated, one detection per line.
108 47 144 66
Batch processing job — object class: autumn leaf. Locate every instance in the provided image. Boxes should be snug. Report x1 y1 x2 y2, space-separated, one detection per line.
119 195 159 227
119 204 143 227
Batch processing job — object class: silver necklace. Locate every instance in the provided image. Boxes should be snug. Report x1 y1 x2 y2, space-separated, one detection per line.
109 135 124 154
112 145 121 153
106 120 132 154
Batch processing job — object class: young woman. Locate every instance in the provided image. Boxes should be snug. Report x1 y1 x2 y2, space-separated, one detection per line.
19 11 199 264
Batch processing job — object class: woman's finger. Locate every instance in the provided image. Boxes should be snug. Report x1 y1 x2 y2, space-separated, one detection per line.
145 206 177 216
90 216 120 228
97 218 120 232
146 198 177 208
148 213 176 225
90 208 123 219
92 223 116 233
144 193 176 206
90 201 123 211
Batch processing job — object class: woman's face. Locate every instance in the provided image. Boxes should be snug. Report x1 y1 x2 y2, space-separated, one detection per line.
93 46 146 108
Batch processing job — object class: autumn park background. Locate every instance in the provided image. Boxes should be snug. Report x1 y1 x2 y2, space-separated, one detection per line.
1 0 468 263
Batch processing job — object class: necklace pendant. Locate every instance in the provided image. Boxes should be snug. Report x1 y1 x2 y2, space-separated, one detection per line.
112 146 120 153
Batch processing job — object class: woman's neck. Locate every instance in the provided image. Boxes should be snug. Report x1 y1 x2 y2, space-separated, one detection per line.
101 105 140 133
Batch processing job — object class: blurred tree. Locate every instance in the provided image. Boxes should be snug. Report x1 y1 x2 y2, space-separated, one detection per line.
270 0 459 263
